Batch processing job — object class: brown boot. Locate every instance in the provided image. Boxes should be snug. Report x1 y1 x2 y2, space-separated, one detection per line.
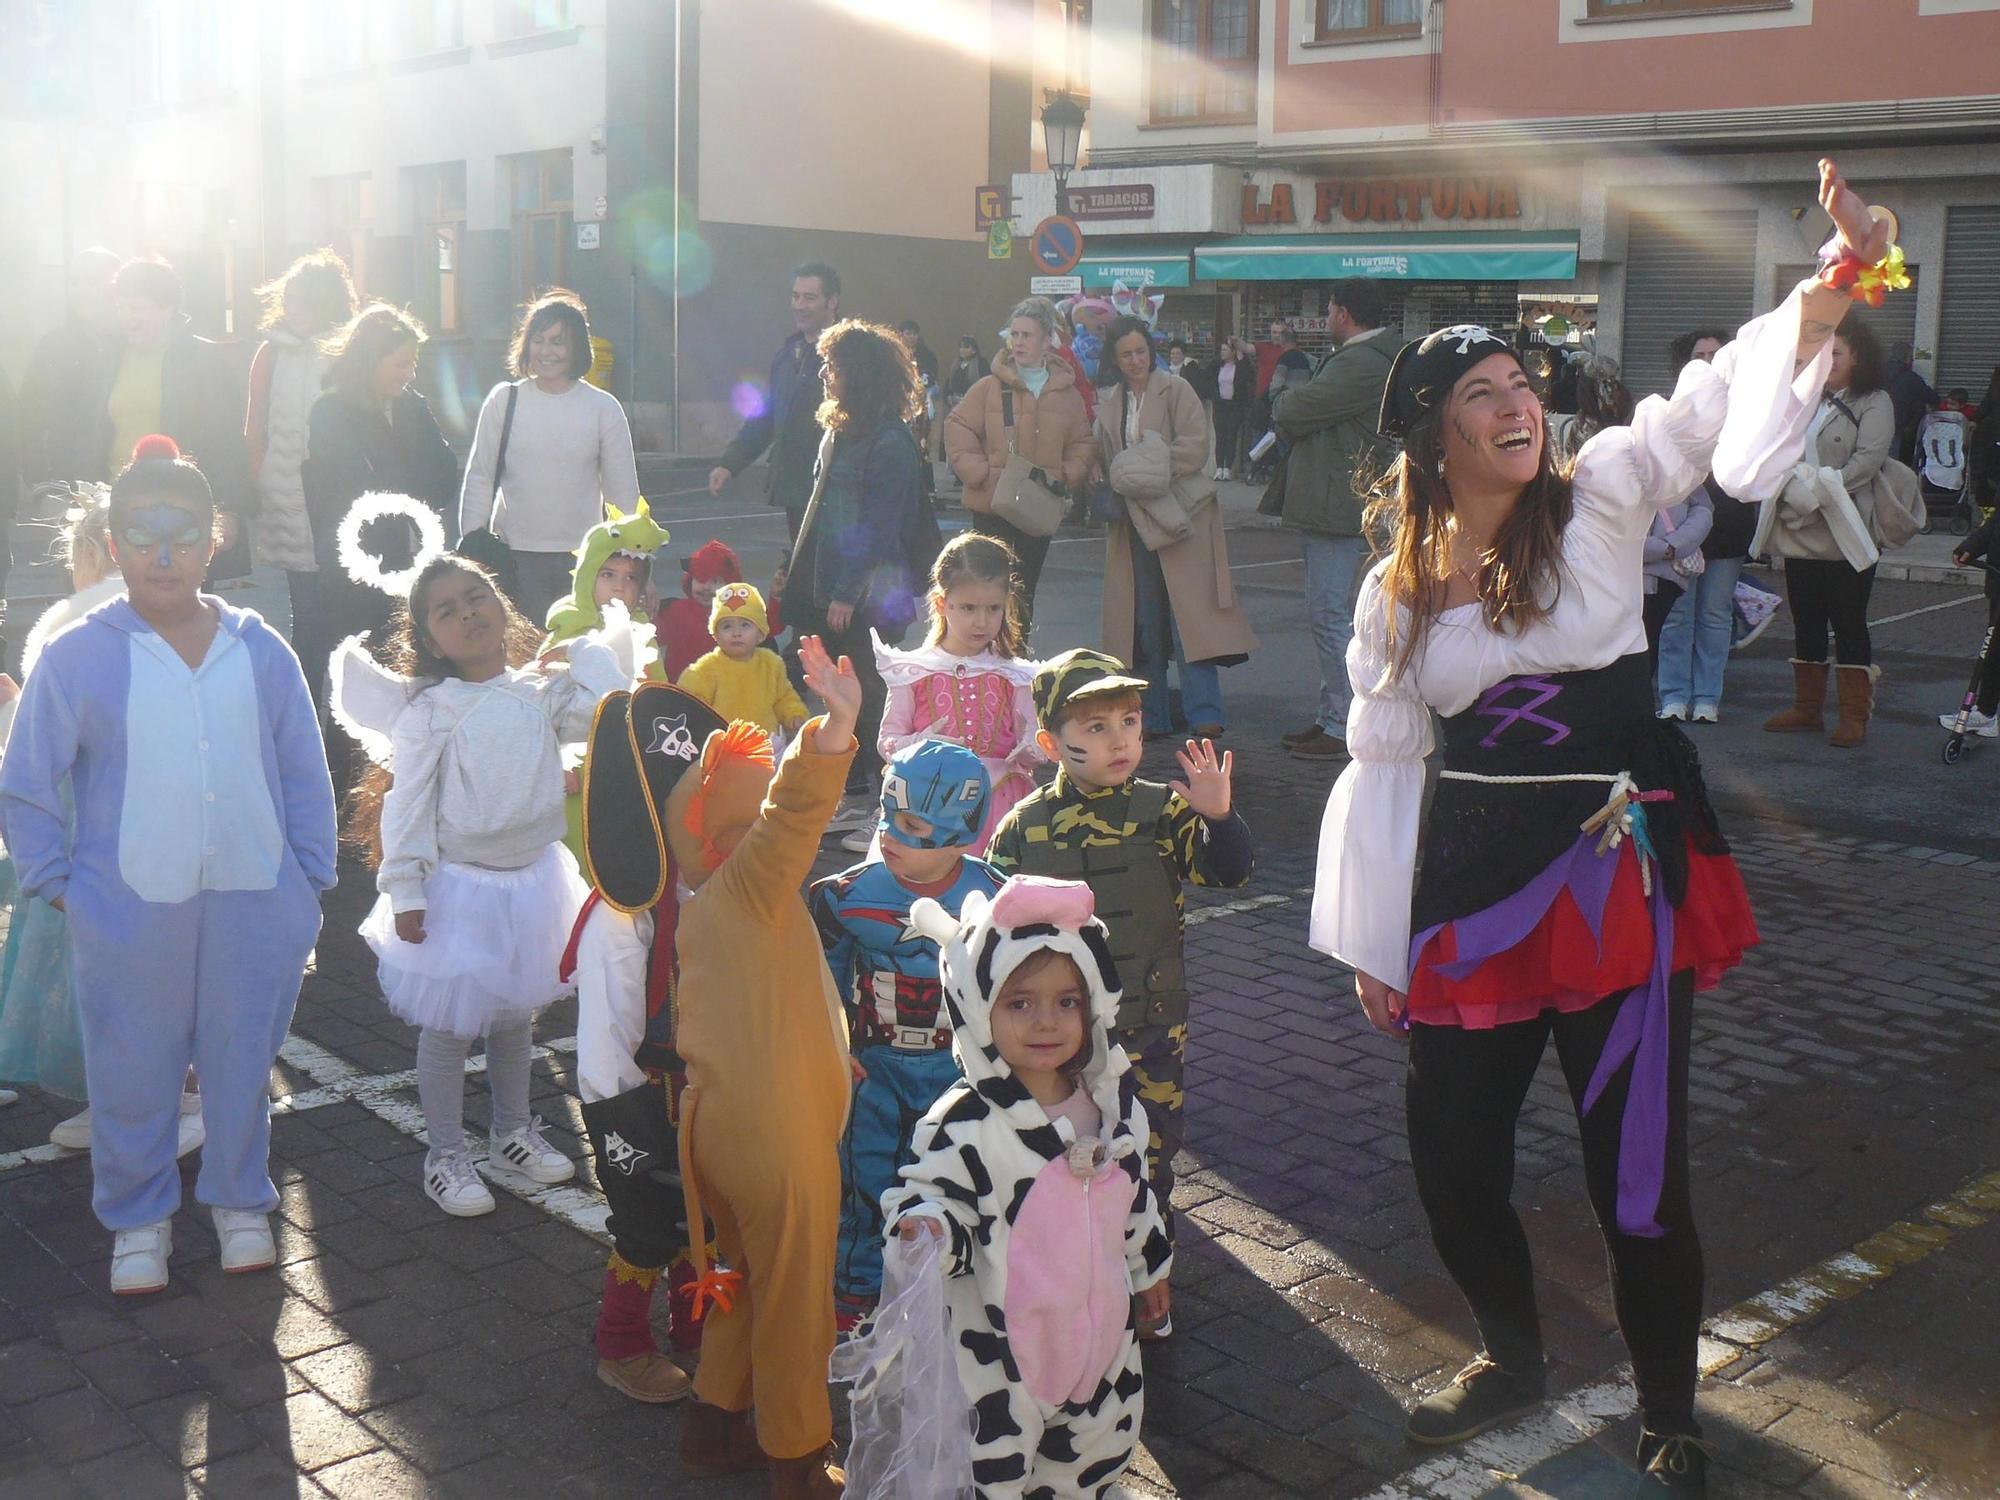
1763 659 1828 733
768 1444 846 1499
1828 663 1880 748
680 1402 769 1478
597 1352 691 1404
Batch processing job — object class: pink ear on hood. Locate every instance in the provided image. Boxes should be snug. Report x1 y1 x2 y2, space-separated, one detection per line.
990 875 1095 931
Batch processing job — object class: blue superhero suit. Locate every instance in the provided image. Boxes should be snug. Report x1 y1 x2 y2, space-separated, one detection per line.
0 598 336 1230
810 739 1002 1302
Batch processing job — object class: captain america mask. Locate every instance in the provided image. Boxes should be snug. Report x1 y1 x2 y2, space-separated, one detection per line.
878 740 991 851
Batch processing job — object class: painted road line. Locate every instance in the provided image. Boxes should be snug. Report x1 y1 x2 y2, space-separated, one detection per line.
1869 593 1984 628
1185 886 1312 926
1353 1166 2000 1500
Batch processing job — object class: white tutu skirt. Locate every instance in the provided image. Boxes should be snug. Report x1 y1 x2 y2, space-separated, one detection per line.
361 844 589 1038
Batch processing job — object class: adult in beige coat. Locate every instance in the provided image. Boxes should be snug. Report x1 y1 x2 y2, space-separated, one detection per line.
1761 320 1897 747
944 297 1096 637
1096 316 1258 736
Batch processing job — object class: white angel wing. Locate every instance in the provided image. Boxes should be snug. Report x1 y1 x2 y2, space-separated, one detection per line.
327 635 419 767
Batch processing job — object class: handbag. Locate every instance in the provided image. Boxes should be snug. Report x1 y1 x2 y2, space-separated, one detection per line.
1868 457 1924 550
987 389 1067 539
460 382 522 599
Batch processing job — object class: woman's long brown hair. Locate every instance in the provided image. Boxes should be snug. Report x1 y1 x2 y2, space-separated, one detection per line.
1361 399 1575 681
343 555 544 863
816 319 922 436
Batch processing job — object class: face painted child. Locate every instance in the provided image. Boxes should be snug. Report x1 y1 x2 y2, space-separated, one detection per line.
1036 690 1145 793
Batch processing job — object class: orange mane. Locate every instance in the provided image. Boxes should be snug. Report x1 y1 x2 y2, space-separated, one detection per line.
683 720 776 870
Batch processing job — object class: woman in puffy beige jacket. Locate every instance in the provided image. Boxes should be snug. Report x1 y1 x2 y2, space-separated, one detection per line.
1762 320 1897 747
944 297 1096 635
1095 316 1257 737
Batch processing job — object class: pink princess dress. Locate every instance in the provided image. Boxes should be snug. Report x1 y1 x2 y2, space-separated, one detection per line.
873 634 1045 850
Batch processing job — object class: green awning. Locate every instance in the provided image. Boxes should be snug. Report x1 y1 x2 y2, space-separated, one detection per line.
1195 231 1579 282
1079 248 1192 289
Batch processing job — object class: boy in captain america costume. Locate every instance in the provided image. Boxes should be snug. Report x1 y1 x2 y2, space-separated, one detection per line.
810 738 1003 1326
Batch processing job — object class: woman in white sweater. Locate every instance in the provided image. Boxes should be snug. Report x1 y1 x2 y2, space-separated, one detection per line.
459 291 642 625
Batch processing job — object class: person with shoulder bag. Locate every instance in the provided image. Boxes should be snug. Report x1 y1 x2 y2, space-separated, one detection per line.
1757 318 1909 747
1095 316 1257 739
944 297 1095 637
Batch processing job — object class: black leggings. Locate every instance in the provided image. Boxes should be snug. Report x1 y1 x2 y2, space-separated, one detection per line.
1785 558 1876 667
1405 972 1702 1427
970 512 1053 644
1643 581 1684 684
1976 591 2000 717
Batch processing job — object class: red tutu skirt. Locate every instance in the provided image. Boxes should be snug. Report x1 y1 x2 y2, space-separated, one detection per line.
1406 837 1757 1029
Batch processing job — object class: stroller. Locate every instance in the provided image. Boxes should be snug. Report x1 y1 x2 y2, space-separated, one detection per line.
1916 409 1975 536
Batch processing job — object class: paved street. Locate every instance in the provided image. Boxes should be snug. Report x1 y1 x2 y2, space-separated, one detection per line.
2 480 1997 1498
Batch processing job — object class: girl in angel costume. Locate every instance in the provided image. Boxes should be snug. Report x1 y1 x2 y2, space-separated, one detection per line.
869 531 1043 854
330 493 646 1217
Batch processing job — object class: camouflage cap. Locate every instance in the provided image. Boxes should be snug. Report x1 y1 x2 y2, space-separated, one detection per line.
1031 648 1150 729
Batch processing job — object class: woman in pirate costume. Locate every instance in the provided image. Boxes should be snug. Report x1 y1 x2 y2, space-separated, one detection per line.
1309 160 1900 1497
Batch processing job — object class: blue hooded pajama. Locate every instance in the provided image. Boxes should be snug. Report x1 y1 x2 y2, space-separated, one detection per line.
0 598 336 1230
810 854 1002 1300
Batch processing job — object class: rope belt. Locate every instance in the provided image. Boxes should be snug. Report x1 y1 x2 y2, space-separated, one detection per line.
1439 769 1675 892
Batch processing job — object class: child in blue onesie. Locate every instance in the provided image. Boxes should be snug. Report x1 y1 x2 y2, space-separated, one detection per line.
0 434 338 1295
809 738 1003 1328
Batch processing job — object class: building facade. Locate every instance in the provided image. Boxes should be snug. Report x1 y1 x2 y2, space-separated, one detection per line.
1 0 1037 452
1014 0 2000 395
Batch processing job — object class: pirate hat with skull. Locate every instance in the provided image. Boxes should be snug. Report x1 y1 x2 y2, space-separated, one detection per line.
581 681 727 912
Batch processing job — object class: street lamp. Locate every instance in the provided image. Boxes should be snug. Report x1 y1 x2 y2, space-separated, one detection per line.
1041 91 1086 219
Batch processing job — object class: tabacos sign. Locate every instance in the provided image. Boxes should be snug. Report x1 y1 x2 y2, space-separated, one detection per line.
1243 175 1522 226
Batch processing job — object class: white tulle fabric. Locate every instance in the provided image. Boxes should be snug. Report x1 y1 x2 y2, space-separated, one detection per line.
361 843 589 1037
1310 281 1833 992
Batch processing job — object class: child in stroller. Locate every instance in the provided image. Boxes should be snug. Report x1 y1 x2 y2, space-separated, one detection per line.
1916 404 1975 535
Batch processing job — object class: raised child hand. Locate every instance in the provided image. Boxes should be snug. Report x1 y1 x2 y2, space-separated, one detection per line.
1169 738 1233 821
800 635 862 728
897 1216 944 1242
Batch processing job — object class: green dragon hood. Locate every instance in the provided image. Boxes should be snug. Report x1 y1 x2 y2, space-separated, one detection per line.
543 498 672 642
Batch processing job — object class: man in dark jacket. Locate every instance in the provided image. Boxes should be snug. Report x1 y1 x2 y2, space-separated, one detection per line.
16 246 121 493
708 261 841 539
1885 342 1936 464
1271 278 1395 761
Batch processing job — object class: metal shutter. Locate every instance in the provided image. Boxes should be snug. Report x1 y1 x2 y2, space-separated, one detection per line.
1621 211 1757 397
1938 206 2000 393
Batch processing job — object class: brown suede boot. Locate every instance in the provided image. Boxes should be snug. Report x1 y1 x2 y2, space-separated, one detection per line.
768 1444 846 1499
1828 663 1879 748
1763 659 1828 733
680 1402 769 1478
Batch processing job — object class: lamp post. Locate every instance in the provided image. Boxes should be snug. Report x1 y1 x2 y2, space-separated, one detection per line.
1041 91 1085 220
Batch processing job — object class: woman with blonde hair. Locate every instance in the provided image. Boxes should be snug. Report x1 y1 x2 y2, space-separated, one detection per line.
246 249 357 693
944 296 1095 636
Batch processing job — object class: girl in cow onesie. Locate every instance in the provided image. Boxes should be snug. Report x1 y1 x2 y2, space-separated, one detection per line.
886 875 1174 1500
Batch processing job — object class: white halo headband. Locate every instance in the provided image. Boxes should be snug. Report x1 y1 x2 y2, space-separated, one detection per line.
336 491 449 598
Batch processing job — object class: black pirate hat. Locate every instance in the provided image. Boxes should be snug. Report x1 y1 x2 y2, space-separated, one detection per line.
581 682 726 913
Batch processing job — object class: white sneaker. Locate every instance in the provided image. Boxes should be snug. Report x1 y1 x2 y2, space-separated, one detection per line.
489 1117 575 1185
424 1149 496 1216
110 1220 172 1295
212 1208 276 1273
49 1108 91 1150
1691 705 1719 724
0 1088 15 1107
840 827 874 855
1939 708 1999 737
1657 703 1688 721
176 1096 206 1160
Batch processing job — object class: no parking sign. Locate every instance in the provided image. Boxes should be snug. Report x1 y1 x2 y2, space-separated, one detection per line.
1030 215 1084 276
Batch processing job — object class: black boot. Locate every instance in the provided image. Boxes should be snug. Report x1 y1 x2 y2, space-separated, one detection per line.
1635 1427 1712 1496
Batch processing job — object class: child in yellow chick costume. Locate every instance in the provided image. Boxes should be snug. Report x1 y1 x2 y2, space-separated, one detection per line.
668 632 856 1500
675 582 808 738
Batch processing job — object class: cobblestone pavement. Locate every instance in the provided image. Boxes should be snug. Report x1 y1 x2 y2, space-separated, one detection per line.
2 506 1997 1498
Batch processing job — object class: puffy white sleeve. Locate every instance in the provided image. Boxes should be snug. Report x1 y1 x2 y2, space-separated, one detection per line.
378 699 447 914
1571 278 1833 542
537 601 646 740
1309 566 1432 993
